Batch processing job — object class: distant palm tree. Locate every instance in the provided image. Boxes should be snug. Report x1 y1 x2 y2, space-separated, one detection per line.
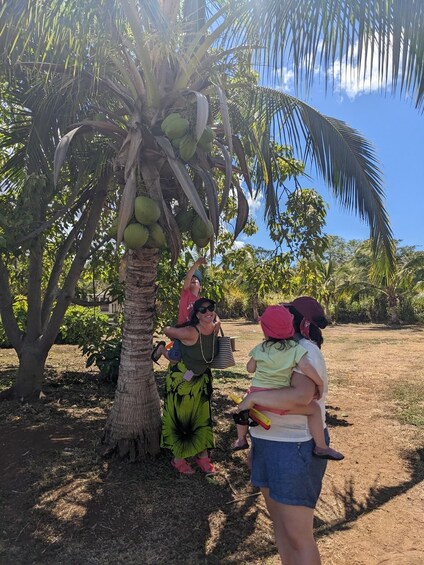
2 0 423 459
343 241 424 324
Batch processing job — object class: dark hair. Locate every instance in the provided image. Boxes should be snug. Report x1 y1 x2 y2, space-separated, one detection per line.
286 304 325 348
261 336 296 352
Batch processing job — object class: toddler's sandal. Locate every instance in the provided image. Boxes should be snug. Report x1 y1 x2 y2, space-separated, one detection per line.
151 341 166 364
232 438 249 451
313 447 345 461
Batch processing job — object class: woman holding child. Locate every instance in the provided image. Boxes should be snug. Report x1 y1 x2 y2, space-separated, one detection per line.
237 296 338 565
160 297 219 476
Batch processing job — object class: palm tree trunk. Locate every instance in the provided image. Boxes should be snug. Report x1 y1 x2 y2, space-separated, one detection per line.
252 294 259 321
388 292 401 325
103 246 162 461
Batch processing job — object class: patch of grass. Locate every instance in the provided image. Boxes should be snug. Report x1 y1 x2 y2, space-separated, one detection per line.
392 381 424 427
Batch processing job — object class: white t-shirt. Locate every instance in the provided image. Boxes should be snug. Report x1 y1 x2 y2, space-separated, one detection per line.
249 338 328 442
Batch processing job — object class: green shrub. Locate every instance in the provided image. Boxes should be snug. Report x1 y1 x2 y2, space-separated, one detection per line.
335 299 371 323
82 335 122 382
58 306 111 346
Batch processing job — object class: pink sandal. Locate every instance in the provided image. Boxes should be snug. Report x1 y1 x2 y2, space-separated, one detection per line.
171 458 195 475
195 456 216 475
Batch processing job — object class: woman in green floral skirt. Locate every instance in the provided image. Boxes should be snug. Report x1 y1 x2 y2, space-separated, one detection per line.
161 297 219 475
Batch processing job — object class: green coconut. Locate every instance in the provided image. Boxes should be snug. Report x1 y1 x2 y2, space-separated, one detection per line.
192 235 210 249
191 215 214 240
175 208 195 232
148 223 167 248
134 196 161 226
198 126 215 147
123 223 149 249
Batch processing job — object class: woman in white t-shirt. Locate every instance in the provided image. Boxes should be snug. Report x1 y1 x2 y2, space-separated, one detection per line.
236 297 336 565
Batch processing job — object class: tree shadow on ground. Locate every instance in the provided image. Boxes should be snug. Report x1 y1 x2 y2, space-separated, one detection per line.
1 362 422 564
315 446 424 537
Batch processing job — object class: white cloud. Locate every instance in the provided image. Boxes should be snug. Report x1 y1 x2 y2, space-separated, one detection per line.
275 38 398 101
246 192 263 215
232 239 246 250
326 41 391 99
276 67 295 92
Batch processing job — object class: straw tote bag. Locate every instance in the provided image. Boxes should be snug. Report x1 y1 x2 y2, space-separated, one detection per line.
210 330 235 369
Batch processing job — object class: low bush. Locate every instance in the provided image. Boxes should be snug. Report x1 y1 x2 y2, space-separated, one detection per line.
81 335 122 383
58 306 111 346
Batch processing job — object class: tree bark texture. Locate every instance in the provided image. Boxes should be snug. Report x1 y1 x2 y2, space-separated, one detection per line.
103 247 162 461
14 343 48 400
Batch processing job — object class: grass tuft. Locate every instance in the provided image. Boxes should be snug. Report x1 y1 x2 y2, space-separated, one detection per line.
392 381 424 427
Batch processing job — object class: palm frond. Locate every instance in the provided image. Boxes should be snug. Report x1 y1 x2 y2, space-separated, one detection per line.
245 85 394 266
155 136 210 226
232 0 424 111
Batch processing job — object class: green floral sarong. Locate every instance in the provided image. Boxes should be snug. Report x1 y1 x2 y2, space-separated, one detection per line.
161 361 215 458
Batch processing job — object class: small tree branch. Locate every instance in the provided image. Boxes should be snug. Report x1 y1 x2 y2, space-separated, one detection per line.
26 236 43 341
12 184 93 248
41 207 90 330
0 257 23 351
40 174 111 351
71 295 118 307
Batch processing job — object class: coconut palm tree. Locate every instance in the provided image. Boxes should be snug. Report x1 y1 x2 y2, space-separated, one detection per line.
1 0 423 459
342 241 424 324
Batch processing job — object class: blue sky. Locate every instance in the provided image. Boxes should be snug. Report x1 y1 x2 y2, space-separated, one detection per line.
242 72 424 251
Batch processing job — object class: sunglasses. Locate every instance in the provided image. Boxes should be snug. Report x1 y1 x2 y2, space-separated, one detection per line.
197 304 215 313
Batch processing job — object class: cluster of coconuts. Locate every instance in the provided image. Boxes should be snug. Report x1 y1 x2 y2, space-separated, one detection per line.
175 208 214 248
122 196 167 250
119 196 214 251
161 112 215 161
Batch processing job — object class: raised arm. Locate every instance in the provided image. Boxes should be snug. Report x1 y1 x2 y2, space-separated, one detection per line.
182 257 207 290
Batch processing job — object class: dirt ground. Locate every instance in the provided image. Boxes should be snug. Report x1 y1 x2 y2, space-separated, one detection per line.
0 322 423 565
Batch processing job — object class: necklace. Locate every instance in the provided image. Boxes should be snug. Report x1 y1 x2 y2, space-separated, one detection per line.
199 329 215 364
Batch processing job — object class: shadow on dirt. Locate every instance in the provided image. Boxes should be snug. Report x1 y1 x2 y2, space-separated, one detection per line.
326 405 352 427
315 447 424 537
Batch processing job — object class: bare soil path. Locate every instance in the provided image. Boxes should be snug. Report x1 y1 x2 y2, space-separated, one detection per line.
0 322 423 564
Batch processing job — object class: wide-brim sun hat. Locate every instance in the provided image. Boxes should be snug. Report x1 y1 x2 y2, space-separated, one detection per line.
259 305 294 340
290 296 325 321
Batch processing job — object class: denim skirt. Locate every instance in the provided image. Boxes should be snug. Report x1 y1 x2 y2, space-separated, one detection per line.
250 429 329 509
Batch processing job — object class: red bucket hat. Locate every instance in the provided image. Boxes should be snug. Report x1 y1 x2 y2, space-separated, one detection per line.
259 305 294 340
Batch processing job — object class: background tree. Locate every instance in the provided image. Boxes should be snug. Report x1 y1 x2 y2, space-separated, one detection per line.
220 244 289 320
342 241 424 324
0 67 118 399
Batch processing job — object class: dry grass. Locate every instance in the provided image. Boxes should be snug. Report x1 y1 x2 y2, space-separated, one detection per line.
0 322 423 565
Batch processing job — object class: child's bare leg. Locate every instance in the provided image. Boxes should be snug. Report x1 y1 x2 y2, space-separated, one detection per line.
288 402 345 461
240 384 314 414
233 424 249 451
